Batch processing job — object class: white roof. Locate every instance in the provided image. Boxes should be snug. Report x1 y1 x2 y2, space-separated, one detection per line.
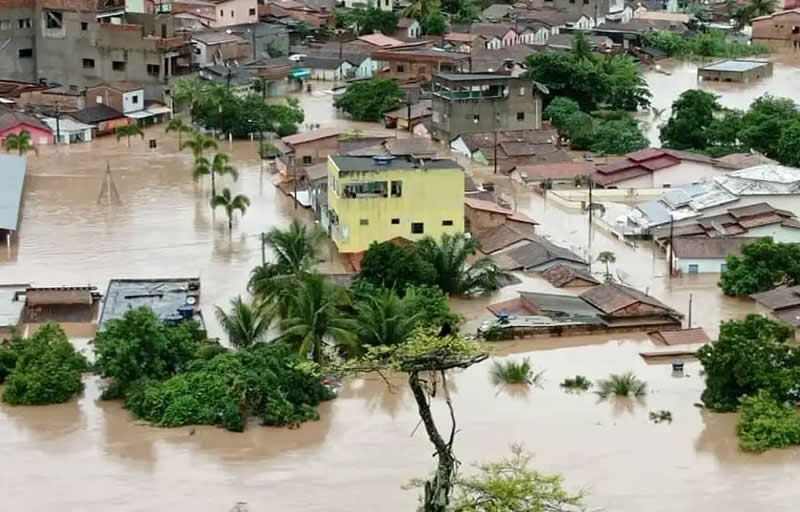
714 164 800 195
0 284 27 327
42 117 93 132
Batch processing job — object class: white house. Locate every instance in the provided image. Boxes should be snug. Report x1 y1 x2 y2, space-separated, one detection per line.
305 56 355 80
670 237 754 274
519 24 551 44
345 0 392 11
352 55 377 78
42 117 93 144
394 18 421 39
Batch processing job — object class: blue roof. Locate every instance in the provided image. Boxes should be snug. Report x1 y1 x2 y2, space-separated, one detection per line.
0 155 25 231
637 200 672 226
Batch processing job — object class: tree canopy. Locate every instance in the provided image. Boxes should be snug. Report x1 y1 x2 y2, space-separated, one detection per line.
336 6 399 35
357 240 437 293
697 314 798 412
420 9 447 35
334 78 406 121
2 324 89 405
718 237 800 296
642 30 771 58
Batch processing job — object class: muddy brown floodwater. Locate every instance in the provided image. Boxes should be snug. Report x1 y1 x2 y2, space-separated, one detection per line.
3 73 800 511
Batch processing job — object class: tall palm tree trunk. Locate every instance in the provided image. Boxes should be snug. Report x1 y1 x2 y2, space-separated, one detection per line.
227 207 233 230
211 169 216 198
127 136 131 148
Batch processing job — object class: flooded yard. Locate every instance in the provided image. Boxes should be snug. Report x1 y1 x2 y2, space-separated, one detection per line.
1 68 799 511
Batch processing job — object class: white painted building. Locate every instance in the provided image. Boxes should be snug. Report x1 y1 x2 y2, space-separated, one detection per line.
42 117 93 144
344 0 392 11
670 237 754 274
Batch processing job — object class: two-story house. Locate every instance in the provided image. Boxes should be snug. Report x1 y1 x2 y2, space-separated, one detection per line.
327 154 465 254
430 73 543 142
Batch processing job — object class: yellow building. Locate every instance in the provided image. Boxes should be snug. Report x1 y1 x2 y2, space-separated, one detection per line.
327 154 465 253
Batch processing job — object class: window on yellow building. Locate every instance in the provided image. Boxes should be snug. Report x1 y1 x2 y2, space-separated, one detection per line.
442 220 453 226
390 180 402 197
360 219 369 225
391 218 400 224
411 222 424 234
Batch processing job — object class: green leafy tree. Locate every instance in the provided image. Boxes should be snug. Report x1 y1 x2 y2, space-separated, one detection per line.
660 89 723 150
737 391 800 452
94 307 205 399
249 219 325 315
571 30 592 60
3 129 38 156
597 54 651 111
777 119 800 167
124 343 334 432
215 296 273 349
542 96 581 136
596 251 616 280
357 241 437 293
697 314 798 411
441 0 477 22
115 123 145 148
338 6 399 35
402 284 462 329
739 95 800 159
193 152 238 198
718 237 800 296
210 187 250 231
279 273 356 363
445 445 583 511
334 78 406 121
420 8 447 35
590 117 648 155
0 342 19 384
165 118 192 149
341 329 488 511
416 233 508 295
404 0 440 20
173 77 204 122
561 111 595 150
2 324 88 405
354 289 422 348
642 29 771 57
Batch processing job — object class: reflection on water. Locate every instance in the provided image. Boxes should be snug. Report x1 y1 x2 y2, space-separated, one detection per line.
2 68 800 510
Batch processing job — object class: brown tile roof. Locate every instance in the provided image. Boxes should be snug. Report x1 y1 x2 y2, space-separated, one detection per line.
494 236 586 270
499 141 538 157
671 237 755 259
649 327 711 345
385 136 439 156
751 285 800 311
282 127 341 146
357 33 404 48
474 222 538 254
727 202 780 218
444 32 481 42
580 282 676 315
25 286 97 306
470 22 518 39
103 80 143 93
713 152 778 170
0 111 51 133
511 161 595 180
465 197 513 215
541 264 600 287
774 307 800 328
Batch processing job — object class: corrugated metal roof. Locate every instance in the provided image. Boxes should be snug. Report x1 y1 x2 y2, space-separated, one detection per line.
0 284 27 327
0 155 25 231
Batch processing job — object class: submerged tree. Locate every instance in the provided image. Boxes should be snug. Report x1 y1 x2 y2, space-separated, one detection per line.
215 296 273 349
182 130 218 158
342 329 488 511
194 152 238 198
165 117 192 149
416 233 508 295
115 123 145 148
210 188 250 231
3 129 38 156
596 251 616 281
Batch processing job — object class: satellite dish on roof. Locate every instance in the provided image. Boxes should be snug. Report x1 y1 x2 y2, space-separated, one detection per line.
186 296 197 305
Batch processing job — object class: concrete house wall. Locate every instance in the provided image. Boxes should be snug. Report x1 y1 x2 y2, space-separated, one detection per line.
752 10 800 49
605 161 726 189
0 123 53 146
674 256 729 274
210 0 258 28
0 6 37 82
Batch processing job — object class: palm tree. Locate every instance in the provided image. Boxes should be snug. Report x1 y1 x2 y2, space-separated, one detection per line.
194 152 238 198
165 118 192 149
3 130 37 156
210 187 250 231
353 290 421 349
403 0 438 20
215 296 272 349
279 273 356 364
416 233 509 295
571 30 592 61
597 251 616 281
749 0 778 18
182 130 218 158
249 219 325 315
115 124 145 148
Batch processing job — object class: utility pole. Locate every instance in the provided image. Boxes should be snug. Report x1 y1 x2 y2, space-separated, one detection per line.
588 176 593 254
493 100 498 175
55 102 61 145
688 293 693 328
293 164 298 209
668 214 675 278
261 232 266 265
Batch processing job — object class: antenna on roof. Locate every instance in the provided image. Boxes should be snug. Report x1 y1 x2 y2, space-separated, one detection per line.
97 161 121 206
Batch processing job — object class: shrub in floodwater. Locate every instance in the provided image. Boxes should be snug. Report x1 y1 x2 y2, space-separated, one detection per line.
737 391 800 452
595 372 647 398
649 410 673 424
491 358 539 385
561 375 592 391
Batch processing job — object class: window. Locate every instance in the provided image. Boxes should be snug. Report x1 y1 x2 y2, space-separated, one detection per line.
147 64 160 76
519 87 526 96
720 263 728 272
688 264 699 274
82 58 95 69
473 114 480 123
18 18 31 28
397 64 405 72
220 9 223 16
81 21 88 30
442 220 453 226
302 155 313 164
391 218 400 225
249 8 256 15
793 26 799 34
231 10 234 16
411 222 424 234
0 20 10 31
45 10 63 29
113 61 126 71
18 48 33 58
96 95 103 104
390 180 402 197
132 95 139 104
662 183 671 188
516 112 525 121
360 219 369 226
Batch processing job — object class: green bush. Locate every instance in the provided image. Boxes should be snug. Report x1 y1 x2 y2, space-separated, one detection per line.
596 372 647 398
124 343 334 431
560 375 592 391
2 324 89 405
0 344 19 383
642 30 772 58
491 358 537 385
737 392 800 452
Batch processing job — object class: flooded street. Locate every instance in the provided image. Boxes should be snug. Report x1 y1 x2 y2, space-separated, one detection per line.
2 71 800 511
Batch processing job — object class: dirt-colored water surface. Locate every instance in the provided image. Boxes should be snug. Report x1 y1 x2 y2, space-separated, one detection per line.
2 68 800 511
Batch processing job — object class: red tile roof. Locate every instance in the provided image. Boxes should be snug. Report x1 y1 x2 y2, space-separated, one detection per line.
281 127 341 146
649 327 711 346
512 161 596 180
